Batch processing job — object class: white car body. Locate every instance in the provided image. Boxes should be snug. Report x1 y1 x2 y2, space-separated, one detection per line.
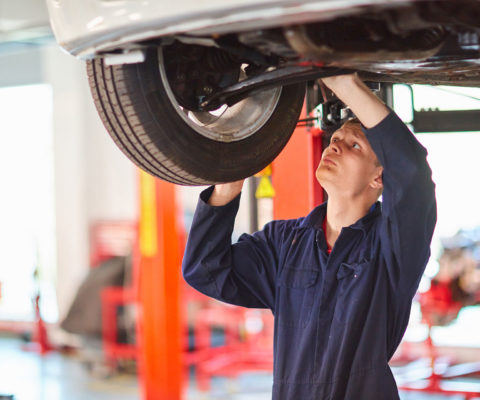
46 0 412 58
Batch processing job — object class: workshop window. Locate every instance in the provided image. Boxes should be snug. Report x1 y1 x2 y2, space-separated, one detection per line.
394 84 480 348
0 84 57 323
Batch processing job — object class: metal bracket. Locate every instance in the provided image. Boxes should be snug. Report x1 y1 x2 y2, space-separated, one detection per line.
104 49 146 66
199 66 355 110
412 109 480 133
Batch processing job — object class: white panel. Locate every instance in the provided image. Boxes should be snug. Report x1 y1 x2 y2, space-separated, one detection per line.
42 45 90 321
42 44 137 320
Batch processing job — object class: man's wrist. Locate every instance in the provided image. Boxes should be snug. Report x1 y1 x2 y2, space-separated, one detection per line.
322 74 359 97
208 181 244 206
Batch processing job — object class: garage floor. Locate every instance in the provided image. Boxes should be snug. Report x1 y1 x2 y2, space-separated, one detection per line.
0 336 477 400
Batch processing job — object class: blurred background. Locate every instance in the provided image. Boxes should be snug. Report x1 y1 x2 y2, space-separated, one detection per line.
1 1 480 399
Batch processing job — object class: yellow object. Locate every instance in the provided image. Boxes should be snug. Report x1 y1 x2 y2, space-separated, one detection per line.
256 176 276 198
139 170 158 256
254 164 273 178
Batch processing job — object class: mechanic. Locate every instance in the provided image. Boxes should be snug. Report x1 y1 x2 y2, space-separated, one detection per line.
182 73 437 399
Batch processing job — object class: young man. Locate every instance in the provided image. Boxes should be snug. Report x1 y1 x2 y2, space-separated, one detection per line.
182 74 437 399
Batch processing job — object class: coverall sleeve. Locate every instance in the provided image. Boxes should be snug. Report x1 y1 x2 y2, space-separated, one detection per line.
182 186 282 311
364 111 437 295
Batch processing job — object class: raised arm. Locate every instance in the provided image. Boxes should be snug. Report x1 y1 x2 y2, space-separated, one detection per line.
182 185 284 310
322 74 437 295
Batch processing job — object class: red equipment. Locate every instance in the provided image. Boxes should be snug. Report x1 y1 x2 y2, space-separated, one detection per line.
397 281 480 398
22 269 53 355
89 222 138 366
25 292 53 355
183 286 274 391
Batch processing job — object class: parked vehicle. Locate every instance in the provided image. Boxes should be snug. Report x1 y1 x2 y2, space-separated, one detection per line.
46 0 480 184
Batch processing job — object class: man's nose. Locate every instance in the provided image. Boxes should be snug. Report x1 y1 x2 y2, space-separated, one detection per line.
330 141 341 154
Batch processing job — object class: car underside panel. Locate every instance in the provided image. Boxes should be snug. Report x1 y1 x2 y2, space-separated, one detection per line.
160 0 480 93
326 28 480 86
233 0 480 87
162 2 480 113
358 63 480 87
53 0 480 87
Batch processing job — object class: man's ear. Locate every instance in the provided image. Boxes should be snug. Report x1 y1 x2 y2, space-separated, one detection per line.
370 167 383 190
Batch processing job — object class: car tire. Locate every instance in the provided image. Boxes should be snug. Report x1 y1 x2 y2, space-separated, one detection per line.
87 48 306 185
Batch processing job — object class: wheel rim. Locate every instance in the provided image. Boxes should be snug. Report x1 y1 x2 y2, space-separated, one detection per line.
158 49 282 143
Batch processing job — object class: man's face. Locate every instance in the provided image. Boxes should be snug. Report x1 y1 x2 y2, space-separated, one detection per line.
316 122 383 199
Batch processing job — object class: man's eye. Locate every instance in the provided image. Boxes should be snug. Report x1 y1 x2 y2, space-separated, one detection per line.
353 143 361 149
331 138 338 143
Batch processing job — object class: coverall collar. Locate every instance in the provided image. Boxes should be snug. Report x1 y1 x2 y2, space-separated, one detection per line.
295 200 382 234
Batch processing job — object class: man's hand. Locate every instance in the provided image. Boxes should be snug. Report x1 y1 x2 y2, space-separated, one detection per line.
208 180 245 206
321 73 389 129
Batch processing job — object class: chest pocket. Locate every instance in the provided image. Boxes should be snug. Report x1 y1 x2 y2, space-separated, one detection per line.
334 259 370 324
277 266 319 327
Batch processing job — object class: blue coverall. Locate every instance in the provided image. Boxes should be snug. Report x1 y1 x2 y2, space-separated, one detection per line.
182 111 437 399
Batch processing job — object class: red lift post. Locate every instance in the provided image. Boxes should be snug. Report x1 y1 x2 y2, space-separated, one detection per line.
273 105 324 218
137 171 183 400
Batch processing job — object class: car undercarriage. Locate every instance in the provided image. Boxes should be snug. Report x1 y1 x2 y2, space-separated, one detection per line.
158 0 480 112
51 0 480 184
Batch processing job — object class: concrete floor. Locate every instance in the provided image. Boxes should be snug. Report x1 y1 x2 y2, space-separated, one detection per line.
0 336 478 400
0 336 137 400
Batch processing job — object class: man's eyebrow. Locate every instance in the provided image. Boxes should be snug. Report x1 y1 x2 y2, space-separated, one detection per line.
351 131 362 138
351 130 367 142
331 128 366 143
